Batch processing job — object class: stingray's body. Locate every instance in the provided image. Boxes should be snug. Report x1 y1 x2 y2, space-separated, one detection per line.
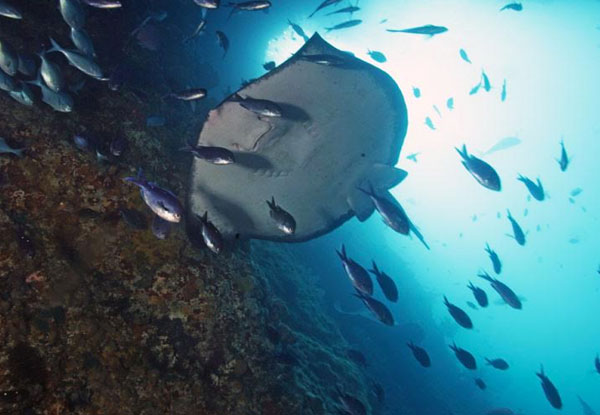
188 33 408 242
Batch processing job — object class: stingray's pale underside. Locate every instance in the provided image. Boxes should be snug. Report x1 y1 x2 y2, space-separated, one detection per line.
188 33 408 242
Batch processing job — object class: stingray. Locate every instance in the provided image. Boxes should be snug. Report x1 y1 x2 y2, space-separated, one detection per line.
188 33 408 242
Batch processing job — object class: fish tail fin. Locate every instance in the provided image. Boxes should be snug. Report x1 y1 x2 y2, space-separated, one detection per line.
516 174 525 182
485 358 491 365
336 244 347 261
406 342 413 350
443 295 449 306
369 261 379 275
477 271 492 282
48 37 62 54
266 196 276 209
455 144 468 159
506 209 512 218
122 176 145 188
484 243 490 253
13 148 25 158
467 281 474 290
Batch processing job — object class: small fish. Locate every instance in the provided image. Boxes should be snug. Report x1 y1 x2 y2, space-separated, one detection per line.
406 152 420 163
486 358 509 370
577 395 598 415
446 97 454 110
449 342 476 370
336 245 373 295
59 0 86 30
412 86 421 98
456 145 501 191
0 137 24 157
369 261 398 302
475 378 486 390
184 19 207 43
570 187 583 197
386 25 448 36
407 342 431 367
123 169 183 223
266 197 296 235
459 48 471 63
479 270 522 309
346 349 367 367
71 27 96 57
358 184 410 235
27 73 74 112
288 19 309 42
151 215 171 239
337 388 367 415
48 38 103 79
263 61 275 71
0 0 21 19
506 210 525 245
109 136 127 157
198 211 224 254
0 38 18 76
467 282 488 307
327 6 360 16
216 30 229 57
500 2 523 11
228 0 271 18
14 223 35 257
39 50 65 92
354 291 394 326
433 105 442 117
425 116 435 130
194 0 219 8
482 70 491 92
367 50 386 63
164 88 207 101
81 0 122 8
0 389 28 404
299 53 349 67
73 134 90 150
469 80 482 95
146 116 166 127
232 93 282 117
444 296 473 329
485 243 502 274
466 301 478 310
501 79 507 101
557 139 569 171
119 208 148 230
517 175 544 201
9 82 35 106
17 53 36 77
536 365 562 409
180 143 235 165
595 355 600 374
523 208 528 216
326 19 362 32
482 136 521 156
309 0 342 18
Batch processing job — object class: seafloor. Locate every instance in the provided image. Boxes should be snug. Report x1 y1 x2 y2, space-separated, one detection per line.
0 1 379 414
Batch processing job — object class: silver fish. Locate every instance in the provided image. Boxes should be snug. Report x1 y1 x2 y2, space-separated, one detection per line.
326 6 360 16
216 30 229 57
387 24 448 36
27 73 74 112
0 0 21 19
0 38 18 76
194 0 219 8
198 211 224 254
0 67 16 92
9 82 35 106
39 50 65 92
232 93 282 117
71 27 96 57
336 244 373 296
309 0 342 18
59 0 86 30
456 144 501 191
123 170 183 223
164 88 207 101
0 137 24 157
288 19 309 42
180 143 234 165
48 37 103 79
358 184 410 235
81 0 122 8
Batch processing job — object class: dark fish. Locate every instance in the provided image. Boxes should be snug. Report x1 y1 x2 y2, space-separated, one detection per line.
77 208 102 219
506 210 525 245
407 342 431 367
123 169 183 223
232 93 282 117
198 211 224 254
194 0 219 8
358 184 410 235
109 136 127 157
17 53 36 77
577 395 598 415
0 0 22 19
184 19 207 43
354 291 394 326
327 6 359 16
482 136 521 156
266 197 296 235
59 0 85 30
15 224 35 257
447 97 454 110
501 79 507 101
0 38 18 76
216 31 229 57
485 243 502 274
449 342 476 370
412 86 421 98
459 48 471 63
164 88 207 101
81 0 122 8
475 378 486 390
146 116 166 127
367 50 386 63
263 61 275 70
409 220 430 250
536 365 562 409
517 174 544 201
369 261 398 302
482 70 491 92
326 20 363 33
180 143 235 165
108 63 132 91
595 354 600 374
309 0 342 18
273 349 299 365
406 152 420 162
337 387 366 415
486 358 509 370
444 296 473 329
456 145 501 191
0 389 28 403
557 139 569 171
27 73 74 112
386 25 448 36
467 282 488 307
151 215 171 239
478 271 522 309
119 208 148 230
346 349 367 367
336 245 373 295
500 2 522 11
288 19 309 42
48 38 103 79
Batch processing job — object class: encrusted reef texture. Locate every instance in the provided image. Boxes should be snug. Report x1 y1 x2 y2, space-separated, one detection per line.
0 1 371 414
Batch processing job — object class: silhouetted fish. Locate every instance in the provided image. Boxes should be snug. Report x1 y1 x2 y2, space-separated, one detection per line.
557 139 569 171
506 210 525 245
386 24 448 36
578 395 598 415
199 211 224 254
486 357 509 370
536 365 562 409
369 261 398 302
467 282 488 307
337 387 366 415
449 342 476 369
475 378 486 390
517 175 545 201
485 243 502 274
456 145 501 191
354 291 394 326
500 2 522 11
444 296 473 328
346 349 367 367
288 19 309 42
336 245 373 295
407 342 431 367
501 79 507 101
595 354 600 374
478 271 522 309
459 48 471 63
326 19 362 32
358 184 410 235
309 0 342 18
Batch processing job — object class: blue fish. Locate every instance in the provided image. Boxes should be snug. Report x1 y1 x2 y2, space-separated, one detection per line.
412 86 421 98
459 48 471 63
446 97 454 110
123 169 183 223
146 115 166 127
425 116 435 130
